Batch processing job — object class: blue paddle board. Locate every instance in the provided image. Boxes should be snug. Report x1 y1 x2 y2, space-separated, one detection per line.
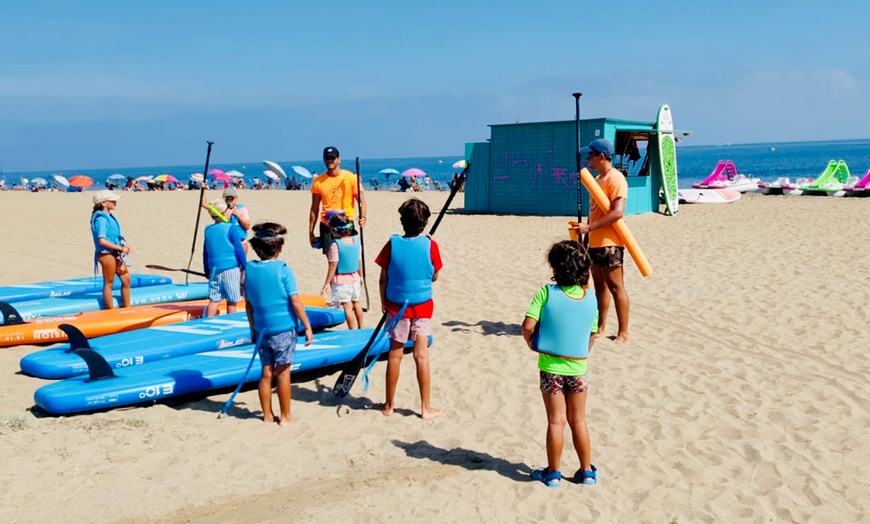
0 274 170 302
3 283 210 324
34 329 430 414
20 307 346 379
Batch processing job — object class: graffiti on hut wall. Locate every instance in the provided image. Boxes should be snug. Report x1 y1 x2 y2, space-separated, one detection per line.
492 148 578 189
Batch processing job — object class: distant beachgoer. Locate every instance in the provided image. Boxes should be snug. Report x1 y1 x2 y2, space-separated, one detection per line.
522 240 598 488
570 138 630 344
320 211 364 329
245 222 312 426
375 198 443 420
423 176 431 190
308 146 367 255
397 177 410 192
90 190 132 308
201 186 251 253
202 199 247 318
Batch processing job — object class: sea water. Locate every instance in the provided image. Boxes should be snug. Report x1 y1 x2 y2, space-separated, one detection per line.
2 139 868 191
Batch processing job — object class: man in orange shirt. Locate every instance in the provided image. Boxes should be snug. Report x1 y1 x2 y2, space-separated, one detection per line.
571 139 630 344
308 146 368 254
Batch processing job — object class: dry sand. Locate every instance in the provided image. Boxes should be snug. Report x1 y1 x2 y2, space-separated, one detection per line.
0 189 868 523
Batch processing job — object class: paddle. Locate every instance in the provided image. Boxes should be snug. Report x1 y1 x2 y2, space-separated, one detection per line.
355 156 370 312
332 164 469 398
572 92 589 248
145 264 207 278
185 141 214 284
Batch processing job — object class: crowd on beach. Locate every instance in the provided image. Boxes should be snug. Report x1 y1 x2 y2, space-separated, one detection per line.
85 139 629 488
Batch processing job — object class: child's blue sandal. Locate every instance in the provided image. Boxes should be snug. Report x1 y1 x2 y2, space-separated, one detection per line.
531 468 562 488
574 465 598 485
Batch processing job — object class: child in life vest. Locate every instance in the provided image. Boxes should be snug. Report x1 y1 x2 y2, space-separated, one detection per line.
244 222 313 425
320 211 364 329
203 199 247 317
374 198 443 420
522 240 599 488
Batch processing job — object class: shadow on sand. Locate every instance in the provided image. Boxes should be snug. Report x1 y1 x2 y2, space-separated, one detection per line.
392 439 531 482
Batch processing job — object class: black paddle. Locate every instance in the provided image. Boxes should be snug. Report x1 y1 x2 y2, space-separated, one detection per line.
572 92 588 248
145 264 207 278
355 156 370 312
185 141 214 284
332 162 470 398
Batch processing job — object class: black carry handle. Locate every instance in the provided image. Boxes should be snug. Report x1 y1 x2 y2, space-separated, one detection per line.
185 141 214 284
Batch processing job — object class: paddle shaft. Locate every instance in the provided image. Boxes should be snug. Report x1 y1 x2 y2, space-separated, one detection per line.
429 163 470 236
572 92 588 248
185 141 214 283
356 157 370 312
145 264 207 278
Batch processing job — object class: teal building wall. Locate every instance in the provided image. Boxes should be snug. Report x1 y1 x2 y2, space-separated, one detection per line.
464 118 663 217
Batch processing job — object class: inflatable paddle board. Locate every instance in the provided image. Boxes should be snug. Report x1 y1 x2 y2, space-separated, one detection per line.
1 283 210 324
0 295 327 348
656 104 679 216
0 274 170 303
677 188 740 204
20 306 346 379
34 330 430 415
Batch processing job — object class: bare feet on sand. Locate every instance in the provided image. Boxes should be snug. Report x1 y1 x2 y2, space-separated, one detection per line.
421 408 443 421
381 404 394 416
615 332 629 344
277 417 293 427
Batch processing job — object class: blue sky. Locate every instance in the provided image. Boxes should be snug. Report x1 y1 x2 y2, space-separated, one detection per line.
1 0 869 171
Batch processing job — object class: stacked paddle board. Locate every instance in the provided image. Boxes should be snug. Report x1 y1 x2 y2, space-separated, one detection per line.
0 274 170 302
34 329 427 415
20 308 346 379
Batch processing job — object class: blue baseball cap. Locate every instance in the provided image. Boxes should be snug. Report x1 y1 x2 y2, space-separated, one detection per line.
584 139 614 159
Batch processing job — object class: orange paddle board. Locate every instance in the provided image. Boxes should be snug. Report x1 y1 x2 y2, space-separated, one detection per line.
0 295 326 347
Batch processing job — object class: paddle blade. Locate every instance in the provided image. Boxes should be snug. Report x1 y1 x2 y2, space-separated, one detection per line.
333 313 388 398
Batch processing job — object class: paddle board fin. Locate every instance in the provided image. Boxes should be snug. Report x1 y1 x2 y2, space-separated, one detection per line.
72 348 117 382
58 324 91 353
0 301 25 326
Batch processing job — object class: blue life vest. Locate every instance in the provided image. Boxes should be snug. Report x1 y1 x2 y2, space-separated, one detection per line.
229 203 248 240
334 237 360 274
90 211 123 254
244 260 298 333
533 284 597 360
204 222 239 273
385 235 434 306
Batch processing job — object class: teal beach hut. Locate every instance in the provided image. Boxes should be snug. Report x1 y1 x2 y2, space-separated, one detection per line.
464 116 685 217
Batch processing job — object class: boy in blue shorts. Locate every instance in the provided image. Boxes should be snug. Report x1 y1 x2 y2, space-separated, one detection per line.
203 198 247 317
245 222 312 425
374 198 443 420
522 240 599 488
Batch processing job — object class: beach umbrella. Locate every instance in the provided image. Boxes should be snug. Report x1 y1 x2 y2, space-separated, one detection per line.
68 175 94 188
225 170 245 178
190 173 204 182
52 174 70 187
31 177 48 186
154 174 179 183
107 173 126 180
135 175 153 182
20 178 29 186
212 172 231 182
378 168 400 176
291 165 312 179
263 160 287 178
452 160 468 169
207 168 225 176
262 170 280 182
400 168 427 178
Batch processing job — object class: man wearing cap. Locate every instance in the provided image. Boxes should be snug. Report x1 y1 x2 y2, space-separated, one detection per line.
308 146 367 255
571 138 631 344
201 186 251 252
90 190 133 308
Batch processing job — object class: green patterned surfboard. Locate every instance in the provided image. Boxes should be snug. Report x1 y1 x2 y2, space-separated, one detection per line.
656 104 679 216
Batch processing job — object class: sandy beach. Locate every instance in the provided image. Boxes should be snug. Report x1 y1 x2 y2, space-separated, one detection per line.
0 188 868 523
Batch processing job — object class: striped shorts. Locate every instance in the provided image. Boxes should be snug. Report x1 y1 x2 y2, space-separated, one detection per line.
209 267 242 303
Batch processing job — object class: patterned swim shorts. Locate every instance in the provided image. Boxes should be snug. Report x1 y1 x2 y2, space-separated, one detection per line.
385 314 431 344
331 281 361 304
208 267 242 303
589 246 624 269
539 371 588 395
258 330 297 367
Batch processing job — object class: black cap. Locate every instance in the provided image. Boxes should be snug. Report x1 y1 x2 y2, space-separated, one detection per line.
323 146 340 159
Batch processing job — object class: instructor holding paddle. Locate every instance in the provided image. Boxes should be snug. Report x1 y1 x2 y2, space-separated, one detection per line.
308 146 367 253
